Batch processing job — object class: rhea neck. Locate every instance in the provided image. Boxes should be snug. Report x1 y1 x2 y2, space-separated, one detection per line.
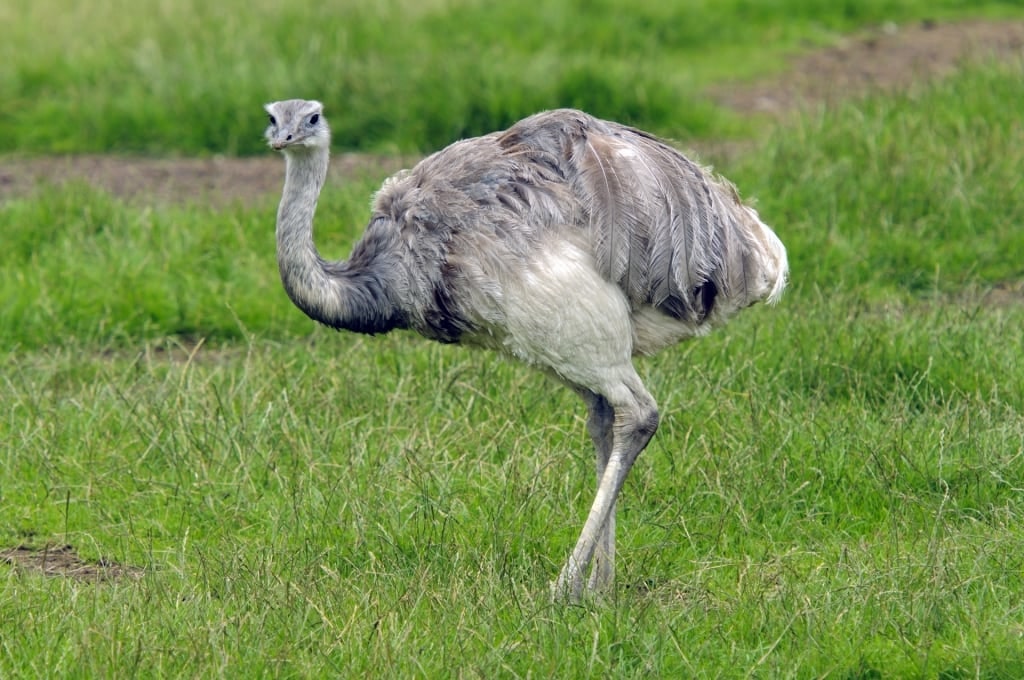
275 143 400 334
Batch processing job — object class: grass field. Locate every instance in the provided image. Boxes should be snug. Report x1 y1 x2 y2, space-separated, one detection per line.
3 1 1024 677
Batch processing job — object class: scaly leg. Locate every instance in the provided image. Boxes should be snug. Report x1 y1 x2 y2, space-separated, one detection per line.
553 376 658 602
576 389 616 592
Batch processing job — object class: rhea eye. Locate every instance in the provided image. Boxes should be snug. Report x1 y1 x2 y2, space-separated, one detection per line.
268 114 277 126
308 113 319 125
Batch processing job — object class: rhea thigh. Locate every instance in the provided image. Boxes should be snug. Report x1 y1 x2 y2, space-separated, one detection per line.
494 240 637 391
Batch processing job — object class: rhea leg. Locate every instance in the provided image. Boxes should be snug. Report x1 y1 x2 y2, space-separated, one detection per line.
488 238 657 600
554 375 659 601
576 389 616 591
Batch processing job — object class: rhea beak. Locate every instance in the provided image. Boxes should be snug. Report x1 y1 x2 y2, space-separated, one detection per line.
270 132 295 150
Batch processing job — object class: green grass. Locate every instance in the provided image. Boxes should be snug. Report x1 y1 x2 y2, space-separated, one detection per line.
4 1 1024 677
3 0 1024 154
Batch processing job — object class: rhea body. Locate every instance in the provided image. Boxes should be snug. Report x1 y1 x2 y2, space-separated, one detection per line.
266 99 787 601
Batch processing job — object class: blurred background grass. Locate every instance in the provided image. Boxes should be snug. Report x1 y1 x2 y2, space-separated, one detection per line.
3 0 1022 154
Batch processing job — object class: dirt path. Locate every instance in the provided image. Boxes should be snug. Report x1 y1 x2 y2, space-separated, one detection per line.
0 153 413 209
713 18 1024 112
0 19 1021 206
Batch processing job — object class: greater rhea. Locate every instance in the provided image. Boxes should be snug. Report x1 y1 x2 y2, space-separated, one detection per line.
266 99 788 601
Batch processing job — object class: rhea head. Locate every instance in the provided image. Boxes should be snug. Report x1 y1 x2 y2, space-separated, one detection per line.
264 99 330 152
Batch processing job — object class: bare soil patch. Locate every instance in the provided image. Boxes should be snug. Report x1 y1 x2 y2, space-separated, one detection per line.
0 153 411 208
1 544 145 582
0 19 1021 205
716 19 1024 114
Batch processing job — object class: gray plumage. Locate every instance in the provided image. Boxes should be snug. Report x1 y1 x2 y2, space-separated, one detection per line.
266 99 788 601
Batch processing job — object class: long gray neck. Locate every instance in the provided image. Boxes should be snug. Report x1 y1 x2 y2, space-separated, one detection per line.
275 146 401 334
